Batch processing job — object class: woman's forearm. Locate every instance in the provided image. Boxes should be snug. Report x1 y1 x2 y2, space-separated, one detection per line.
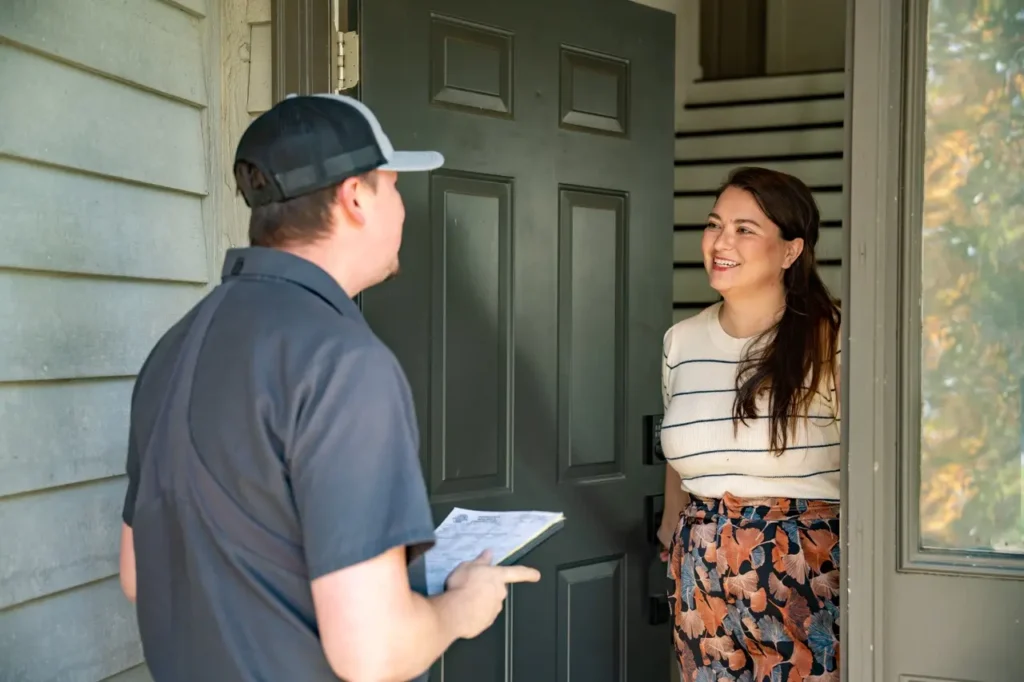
659 464 688 545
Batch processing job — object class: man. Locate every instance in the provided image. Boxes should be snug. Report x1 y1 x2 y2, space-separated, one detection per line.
118 93 540 682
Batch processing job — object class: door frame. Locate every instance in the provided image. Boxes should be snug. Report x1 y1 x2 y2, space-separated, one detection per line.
266 1 908 678
270 0 340 100
843 0 908 679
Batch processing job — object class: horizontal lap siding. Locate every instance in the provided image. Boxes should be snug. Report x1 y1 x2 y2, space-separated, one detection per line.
0 479 125 611
0 45 207 195
247 0 274 117
0 274 203 382
1 579 142 681
0 0 222 680
0 0 207 107
0 159 206 283
0 379 134 498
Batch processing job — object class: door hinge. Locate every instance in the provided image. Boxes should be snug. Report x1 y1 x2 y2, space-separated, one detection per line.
336 31 360 92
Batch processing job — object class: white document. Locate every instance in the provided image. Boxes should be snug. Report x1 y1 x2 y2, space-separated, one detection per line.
423 507 565 596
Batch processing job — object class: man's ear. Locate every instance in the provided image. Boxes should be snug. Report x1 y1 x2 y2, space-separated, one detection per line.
335 176 366 228
782 237 805 269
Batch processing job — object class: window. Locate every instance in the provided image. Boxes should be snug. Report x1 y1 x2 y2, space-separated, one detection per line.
914 0 1024 555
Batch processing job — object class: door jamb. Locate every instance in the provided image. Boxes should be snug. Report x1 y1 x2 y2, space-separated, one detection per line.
270 0 341 101
842 0 906 680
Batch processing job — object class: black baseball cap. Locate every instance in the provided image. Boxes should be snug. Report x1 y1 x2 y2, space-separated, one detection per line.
234 93 445 207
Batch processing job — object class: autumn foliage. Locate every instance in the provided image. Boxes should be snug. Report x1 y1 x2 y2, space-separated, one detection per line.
919 0 1024 550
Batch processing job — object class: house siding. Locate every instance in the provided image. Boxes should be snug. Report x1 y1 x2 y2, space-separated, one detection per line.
0 0 256 679
246 0 274 118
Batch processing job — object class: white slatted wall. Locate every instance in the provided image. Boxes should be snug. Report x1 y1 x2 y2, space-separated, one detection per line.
672 72 846 324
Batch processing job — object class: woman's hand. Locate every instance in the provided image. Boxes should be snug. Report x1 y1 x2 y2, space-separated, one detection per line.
656 521 675 562
659 465 687 562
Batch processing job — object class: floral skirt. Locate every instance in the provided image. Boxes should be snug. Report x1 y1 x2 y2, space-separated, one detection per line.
668 493 841 682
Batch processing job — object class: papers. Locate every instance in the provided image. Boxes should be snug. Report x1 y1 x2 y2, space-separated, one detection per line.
420 507 565 596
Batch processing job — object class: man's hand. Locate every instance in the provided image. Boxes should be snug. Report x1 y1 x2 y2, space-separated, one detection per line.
444 550 541 639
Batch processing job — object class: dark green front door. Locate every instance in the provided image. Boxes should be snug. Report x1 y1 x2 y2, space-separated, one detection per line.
358 0 676 679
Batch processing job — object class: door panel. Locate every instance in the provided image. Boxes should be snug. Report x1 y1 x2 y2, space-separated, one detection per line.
427 172 513 499
847 0 1024 680
358 0 675 680
558 188 627 482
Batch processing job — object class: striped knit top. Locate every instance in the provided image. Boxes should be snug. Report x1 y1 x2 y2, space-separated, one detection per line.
661 302 840 501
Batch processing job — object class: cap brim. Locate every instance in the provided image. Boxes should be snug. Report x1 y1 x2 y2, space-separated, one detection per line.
379 150 445 172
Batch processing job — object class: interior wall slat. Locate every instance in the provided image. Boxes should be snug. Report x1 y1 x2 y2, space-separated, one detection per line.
673 230 703 263
0 0 206 107
0 479 124 610
675 126 845 161
684 71 845 105
819 263 842 296
675 190 842 224
0 379 133 499
815 227 844 262
677 97 845 133
0 578 143 682
0 158 207 283
675 157 844 192
0 273 203 383
0 44 207 195
672 268 719 305
672 306 704 324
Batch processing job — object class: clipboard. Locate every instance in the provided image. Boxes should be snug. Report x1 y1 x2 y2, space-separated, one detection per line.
408 508 566 595
497 516 565 566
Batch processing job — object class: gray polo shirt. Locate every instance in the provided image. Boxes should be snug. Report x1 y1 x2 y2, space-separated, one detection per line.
122 247 435 681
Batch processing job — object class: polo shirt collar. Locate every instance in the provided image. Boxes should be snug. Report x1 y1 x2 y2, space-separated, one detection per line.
221 247 364 321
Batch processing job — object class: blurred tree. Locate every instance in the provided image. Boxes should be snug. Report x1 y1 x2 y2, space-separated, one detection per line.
919 0 1024 551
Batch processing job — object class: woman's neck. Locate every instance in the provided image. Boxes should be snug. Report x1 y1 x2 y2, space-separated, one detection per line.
719 286 786 339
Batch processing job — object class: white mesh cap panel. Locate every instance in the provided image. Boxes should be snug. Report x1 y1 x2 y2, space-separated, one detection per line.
312 93 444 172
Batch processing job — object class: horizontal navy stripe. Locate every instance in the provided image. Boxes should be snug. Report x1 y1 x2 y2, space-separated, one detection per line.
681 468 840 482
665 442 841 461
668 384 836 403
667 358 740 369
667 349 838 371
671 388 735 397
662 414 836 430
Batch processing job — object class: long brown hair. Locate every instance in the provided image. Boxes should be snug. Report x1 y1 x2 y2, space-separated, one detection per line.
719 167 841 454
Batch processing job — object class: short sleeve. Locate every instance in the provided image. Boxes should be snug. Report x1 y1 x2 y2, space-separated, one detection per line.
122 418 141 526
289 342 435 581
122 365 149 527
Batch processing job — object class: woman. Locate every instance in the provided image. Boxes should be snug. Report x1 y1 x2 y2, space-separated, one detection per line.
657 167 841 682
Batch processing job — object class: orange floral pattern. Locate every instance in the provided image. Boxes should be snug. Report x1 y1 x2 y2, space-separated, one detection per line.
668 493 841 682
